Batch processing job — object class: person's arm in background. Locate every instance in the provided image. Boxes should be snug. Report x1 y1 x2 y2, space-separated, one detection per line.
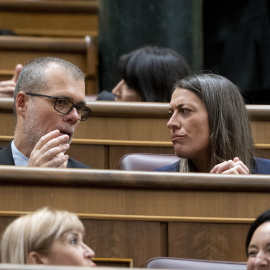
0 64 23 97
96 90 116 101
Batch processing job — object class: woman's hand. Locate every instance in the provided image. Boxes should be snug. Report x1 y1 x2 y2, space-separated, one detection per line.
210 157 249 174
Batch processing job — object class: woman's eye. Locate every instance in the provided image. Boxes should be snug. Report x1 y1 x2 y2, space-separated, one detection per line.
168 112 173 118
69 237 78 245
181 108 190 115
248 251 257 257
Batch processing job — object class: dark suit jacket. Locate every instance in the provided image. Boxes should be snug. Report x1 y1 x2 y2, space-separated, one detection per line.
155 157 270 174
0 143 90 168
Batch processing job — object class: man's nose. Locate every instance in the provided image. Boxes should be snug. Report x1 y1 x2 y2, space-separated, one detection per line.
64 107 80 124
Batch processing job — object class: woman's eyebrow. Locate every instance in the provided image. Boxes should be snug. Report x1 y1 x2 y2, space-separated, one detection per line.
63 231 79 237
69 230 79 235
248 244 257 250
176 103 185 109
71 232 79 237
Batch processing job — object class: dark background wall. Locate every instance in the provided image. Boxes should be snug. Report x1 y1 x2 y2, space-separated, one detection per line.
99 0 270 104
203 0 270 104
98 0 203 92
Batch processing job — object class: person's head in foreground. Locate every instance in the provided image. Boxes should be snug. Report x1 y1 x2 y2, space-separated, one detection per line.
246 209 270 270
0 207 96 266
167 72 255 173
112 45 190 102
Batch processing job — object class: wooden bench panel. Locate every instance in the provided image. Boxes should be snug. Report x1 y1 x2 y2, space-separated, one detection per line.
66 143 107 169
0 36 98 95
2 100 270 143
0 0 98 38
0 168 268 265
1 100 270 168
92 258 133 268
168 222 249 261
2 139 269 169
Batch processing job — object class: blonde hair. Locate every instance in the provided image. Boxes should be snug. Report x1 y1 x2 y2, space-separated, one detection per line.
0 208 84 264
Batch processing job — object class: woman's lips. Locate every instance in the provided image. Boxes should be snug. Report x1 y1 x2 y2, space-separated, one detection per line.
171 134 186 142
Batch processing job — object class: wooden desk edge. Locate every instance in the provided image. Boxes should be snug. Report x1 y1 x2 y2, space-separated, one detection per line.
0 166 270 191
2 100 270 119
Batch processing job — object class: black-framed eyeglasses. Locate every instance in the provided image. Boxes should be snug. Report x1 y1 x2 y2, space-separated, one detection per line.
26 93 91 121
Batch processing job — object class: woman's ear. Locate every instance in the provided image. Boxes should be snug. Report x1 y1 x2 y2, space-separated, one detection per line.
26 251 45 265
15 91 28 117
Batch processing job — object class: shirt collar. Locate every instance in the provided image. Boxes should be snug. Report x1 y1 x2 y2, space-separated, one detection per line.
11 140 29 166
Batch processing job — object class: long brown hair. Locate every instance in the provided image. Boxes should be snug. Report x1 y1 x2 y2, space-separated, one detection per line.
173 73 255 172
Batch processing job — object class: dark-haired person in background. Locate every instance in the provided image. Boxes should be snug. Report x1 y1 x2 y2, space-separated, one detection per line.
246 209 270 270
98 46 190 102
1 46 190 102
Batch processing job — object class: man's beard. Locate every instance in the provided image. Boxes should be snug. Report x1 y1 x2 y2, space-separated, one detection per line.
23 106 74 150
24 106 46 150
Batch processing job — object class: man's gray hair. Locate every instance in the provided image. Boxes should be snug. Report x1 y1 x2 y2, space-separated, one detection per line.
13 57 85 114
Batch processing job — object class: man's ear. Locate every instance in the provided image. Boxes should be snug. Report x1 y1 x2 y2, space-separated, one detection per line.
26 251 45 265
16 91 29 117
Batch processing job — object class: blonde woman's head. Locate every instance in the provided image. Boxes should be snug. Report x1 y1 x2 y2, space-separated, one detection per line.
0 208 95 266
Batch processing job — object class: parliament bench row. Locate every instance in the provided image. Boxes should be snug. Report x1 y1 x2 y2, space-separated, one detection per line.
0 35 98 95
0 259 246 270
1 100 270 168
0 166 266 266
0 0 98 38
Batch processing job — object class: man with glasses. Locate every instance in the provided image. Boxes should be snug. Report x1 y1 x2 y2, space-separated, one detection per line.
0 57 91 168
